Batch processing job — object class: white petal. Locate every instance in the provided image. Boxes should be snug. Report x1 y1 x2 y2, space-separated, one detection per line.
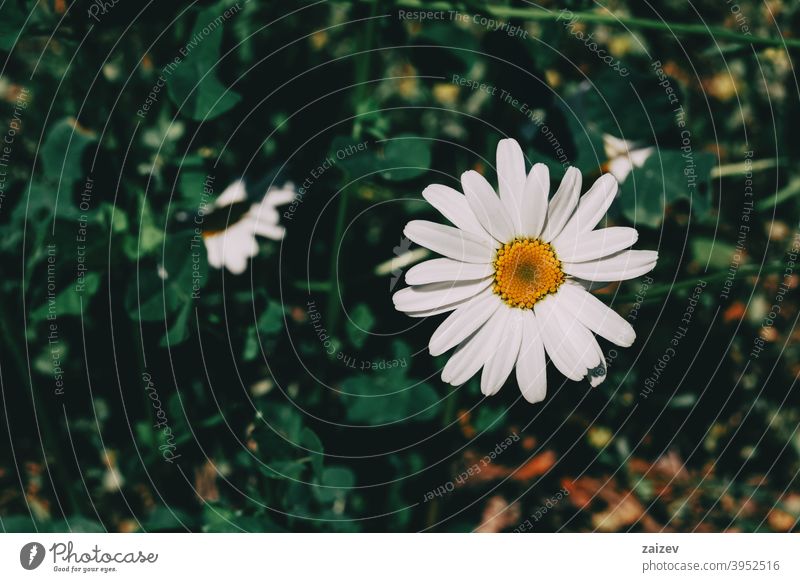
429 291 502 356
404 220 495 263
392 278 492 313
215 180 247 207
247 207 285 240
563 249 658 282
567 277 614 293
204 235 224 269
250 202 279 225
219 221 258 275
556 173 618 239
480 308 523 396
461 170 515 243
515 310 547 403
540 293 605 381
603 134 632 159
542 166 582 242
224 253 249 275
535 294 602 382
404 294 474 318
557 282 636 347
608 156 635 183
252 222 285 240
441 307 511 386
520 163 549 238
496 139 526 232
603 134 655 184
422 184 493 241
534 296 583 381
263 186 296 207
553 226 639 263
588 340 607 387
608 149 654 184
405 258 493 285
629 146 655 168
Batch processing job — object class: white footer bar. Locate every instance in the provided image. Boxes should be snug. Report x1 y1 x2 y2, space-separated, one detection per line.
1 533 797 581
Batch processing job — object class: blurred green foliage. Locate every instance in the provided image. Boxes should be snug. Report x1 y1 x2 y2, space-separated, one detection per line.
0 0 798 533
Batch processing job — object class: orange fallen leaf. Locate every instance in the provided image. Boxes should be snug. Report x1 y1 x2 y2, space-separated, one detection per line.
510 450 557 482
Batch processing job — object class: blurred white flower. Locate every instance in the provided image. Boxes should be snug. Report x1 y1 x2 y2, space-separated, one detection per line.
393 138 657 403
204 180 295 275
603 134 655 184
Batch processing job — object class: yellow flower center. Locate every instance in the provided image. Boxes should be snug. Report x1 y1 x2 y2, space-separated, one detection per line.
492 238 565 309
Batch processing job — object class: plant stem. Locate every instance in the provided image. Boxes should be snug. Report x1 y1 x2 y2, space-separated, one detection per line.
612 262 785 304
352 0 800 49
325 1 379 336
756 176 800 210
711 158 782 179
325 181 352 338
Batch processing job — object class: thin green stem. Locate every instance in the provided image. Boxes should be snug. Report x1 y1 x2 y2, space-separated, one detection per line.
711 158 782 179
325 1 379 337
353 0 800 49
613 262 785 304
325 182 352 338
756 176 800 211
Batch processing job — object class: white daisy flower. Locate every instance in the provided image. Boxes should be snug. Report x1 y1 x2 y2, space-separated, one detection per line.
392 138 657 403
603 134 655 184
203 180 295 275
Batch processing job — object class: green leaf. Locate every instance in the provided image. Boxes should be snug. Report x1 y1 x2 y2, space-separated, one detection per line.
621 150 715 228
244 302 285 360
300 427 324 478
253 404 329 483
135 420 155 449
178 156 210 200
167 6 242 120
329 135 374 177
259 459 306 480
15 119 97 224
258 301 285 335
691 237 737 270
262 403 303 443
31 272 101 322
473 406 508 434
346 303 374 349
125 231 207 321
560 100 605 174
566 69 678 143
380 136 432 181
341 346 440 424
328 135 432 181
123 196 165 259
0 1 29 52
143 506 194 532
0 515 38 532
0 514 103 533
56 517 105 533
415 23 479 68
201 505 283 532
242 325 259 361
313 466 355 503
40 118 96 184
159 301 192 347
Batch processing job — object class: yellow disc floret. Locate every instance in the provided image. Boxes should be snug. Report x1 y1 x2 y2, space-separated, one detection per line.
492 238 565 309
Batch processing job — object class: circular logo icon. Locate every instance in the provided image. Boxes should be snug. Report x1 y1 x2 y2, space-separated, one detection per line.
19 542 46 570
